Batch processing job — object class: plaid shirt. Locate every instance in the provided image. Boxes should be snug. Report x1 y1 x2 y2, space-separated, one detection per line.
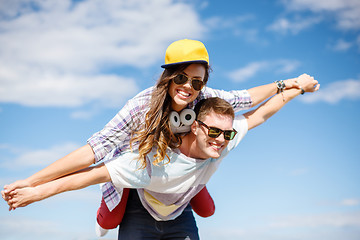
87 86 252 211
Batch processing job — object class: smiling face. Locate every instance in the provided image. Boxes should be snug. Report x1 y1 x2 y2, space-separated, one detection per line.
168 63 206 112
191 111 234 159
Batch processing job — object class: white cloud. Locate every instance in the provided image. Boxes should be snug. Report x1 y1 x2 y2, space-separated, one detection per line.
70 108 98 120
269 211 360 228
200 211 360 240
228 59 300 82
275 59 301 73
228 61 269 82
341 198 360 206
280 0 360 30
330 39 354 51
0 216 60 237
300 78 360 104
1 142 81 169
205 15 255 29
0 0 206 107
205 14 263 43
0 71 139 107
268 16 322 35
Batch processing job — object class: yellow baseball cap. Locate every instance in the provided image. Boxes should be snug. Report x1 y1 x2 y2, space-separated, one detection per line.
161 39 209 68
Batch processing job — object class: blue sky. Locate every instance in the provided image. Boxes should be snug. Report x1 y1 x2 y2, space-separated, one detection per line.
0 0 359 239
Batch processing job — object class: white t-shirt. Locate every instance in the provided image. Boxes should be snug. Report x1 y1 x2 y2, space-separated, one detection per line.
105 115 248 221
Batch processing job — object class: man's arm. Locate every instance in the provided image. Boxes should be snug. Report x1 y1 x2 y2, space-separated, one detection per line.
3 91 148 201
5 163 111 210
244 74 319 130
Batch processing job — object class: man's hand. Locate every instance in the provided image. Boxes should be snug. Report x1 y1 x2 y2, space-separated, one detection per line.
4 186 41 210
2 179 32 211
2 179 31 200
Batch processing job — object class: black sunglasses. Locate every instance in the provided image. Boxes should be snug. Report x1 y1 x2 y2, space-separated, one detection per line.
197 120 237 141
172 74 204 91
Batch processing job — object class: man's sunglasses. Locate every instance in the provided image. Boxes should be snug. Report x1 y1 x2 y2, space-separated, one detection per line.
172 74 204 91
197 120 237 141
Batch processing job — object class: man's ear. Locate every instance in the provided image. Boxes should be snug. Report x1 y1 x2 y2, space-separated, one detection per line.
191 121 198 135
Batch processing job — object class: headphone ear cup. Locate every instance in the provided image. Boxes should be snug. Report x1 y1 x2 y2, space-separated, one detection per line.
169 111 181 128
180 109 196 126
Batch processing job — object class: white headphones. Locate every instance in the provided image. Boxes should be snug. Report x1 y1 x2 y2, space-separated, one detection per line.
169 109 196 134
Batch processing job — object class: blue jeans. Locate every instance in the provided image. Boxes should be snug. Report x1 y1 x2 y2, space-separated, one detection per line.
118 189 199 240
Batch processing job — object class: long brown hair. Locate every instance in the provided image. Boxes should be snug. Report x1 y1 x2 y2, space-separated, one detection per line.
130 63 210 168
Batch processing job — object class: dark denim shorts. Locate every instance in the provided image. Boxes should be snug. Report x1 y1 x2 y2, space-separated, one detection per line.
118 189 199 240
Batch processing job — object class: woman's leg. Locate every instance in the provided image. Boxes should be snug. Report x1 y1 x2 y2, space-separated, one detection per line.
96 188 130 229
97 185 214 230
190 186 215 218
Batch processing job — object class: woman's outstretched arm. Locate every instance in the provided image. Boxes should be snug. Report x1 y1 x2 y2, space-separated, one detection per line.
247 76 301 107
245 74 319 130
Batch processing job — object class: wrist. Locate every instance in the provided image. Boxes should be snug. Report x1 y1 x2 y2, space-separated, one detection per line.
34 183 53 201
274 80 285 94
274 80 286 102
26 177 37 187
32 185 48 202
300 87 305 94
285 88 302 100
295 80 305 94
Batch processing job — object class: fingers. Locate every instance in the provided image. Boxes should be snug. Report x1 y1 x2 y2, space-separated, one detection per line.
3 184 14 194
286 74 319 93
298 73 310 79
4 180 30 193
8 199 17 208
6 198 15 211
2 180 31 210
4 187 34 210
2 190 11 201
6 192 20 210
308 79 319 92
297 73 320 93
7 203 16 211
293 80 300 88
2 188 19 211
2 188 16 201
284 78 300 89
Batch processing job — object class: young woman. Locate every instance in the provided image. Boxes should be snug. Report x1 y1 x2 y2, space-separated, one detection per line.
2 39 301 235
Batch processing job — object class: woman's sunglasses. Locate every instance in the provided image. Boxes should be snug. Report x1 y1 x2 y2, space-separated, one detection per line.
197 120 237 141
172 74 204 91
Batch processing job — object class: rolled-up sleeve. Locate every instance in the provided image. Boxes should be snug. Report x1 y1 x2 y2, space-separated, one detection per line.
87 88 152 163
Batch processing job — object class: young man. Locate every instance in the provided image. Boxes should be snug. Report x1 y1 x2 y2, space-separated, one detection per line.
3 74 319 239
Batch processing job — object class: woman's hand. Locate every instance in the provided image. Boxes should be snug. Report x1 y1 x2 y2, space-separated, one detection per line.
296 74 320 92
283 77 301 89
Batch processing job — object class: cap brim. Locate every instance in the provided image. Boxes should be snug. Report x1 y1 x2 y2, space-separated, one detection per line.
161 60 208 69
